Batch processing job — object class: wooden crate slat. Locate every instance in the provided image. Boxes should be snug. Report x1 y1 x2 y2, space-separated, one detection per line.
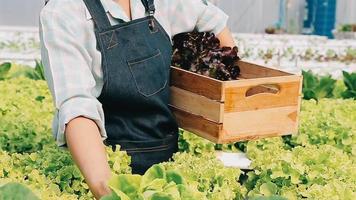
223 75 301 88
220 131 293 143
238 61 292 78
224 80 301 112
170 67 225 101
222 106 298 139
170 107 222 143
170 86 224 123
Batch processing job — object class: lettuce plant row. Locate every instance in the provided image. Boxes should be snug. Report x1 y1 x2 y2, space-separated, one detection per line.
0 77 355 200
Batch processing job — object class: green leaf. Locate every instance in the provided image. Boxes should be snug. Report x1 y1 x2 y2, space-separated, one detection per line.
315 75 336 99
259 182 278 196
144 179 167 191
303 89 317 101
0 182 40 200
332 80 347 98
302 70 336 101
249 195 288 200
302 70 317 90
341 71 356 99
177 184 206 200
34 60 46 80
24 70 40 80
0 62 11 80
35 96 46 102
290 171 301 184
302 70 318 101
163 182 180 199
108 174 142 200
141 165 166 189
166 170 184 185
341 24 352 32
100 192 120 200
149 192 175 200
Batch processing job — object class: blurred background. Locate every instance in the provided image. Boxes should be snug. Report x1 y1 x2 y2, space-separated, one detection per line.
1 0 355 77
1 0 355 35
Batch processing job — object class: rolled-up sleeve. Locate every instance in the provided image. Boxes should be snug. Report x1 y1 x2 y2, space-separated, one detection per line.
170 0 229 36
39 9 107 147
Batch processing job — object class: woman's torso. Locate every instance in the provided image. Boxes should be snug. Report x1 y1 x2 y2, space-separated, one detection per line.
40 0 228 146
42 0 201 98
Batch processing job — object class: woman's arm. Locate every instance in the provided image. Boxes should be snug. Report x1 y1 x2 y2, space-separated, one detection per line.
66 117 112 199
216 26 236 48
39 4 112 199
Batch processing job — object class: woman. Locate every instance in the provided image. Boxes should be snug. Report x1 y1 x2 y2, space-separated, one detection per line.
40 0 235 199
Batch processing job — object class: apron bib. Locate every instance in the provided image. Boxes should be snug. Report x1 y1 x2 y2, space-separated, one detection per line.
83 0 179 175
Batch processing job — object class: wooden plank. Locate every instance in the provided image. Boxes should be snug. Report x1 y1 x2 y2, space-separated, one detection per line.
170 67 225 101
220 131 293 143
224 80 301 112
224 75 301 88
238 60 292 78
171 106 298 144
170 106 223 143
222 106 298 140
170 86 224 123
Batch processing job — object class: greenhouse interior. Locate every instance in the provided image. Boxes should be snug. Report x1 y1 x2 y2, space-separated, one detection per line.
0 0 355 199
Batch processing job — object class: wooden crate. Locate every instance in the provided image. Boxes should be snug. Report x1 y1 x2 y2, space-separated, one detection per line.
169 60 303 144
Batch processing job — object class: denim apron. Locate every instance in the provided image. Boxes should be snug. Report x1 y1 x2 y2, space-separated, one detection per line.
83 0 179 174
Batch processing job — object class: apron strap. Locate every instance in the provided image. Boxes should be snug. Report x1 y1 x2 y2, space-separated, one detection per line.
141 0 155 15
82 0 112 31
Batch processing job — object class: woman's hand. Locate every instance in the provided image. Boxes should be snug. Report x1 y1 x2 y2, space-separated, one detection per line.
66 117 112 199
217 27 236 48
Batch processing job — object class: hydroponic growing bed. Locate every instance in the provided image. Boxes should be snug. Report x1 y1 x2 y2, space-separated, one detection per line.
0 26 40 67
0 62 355 200
234 33 356 78
1 27 355 77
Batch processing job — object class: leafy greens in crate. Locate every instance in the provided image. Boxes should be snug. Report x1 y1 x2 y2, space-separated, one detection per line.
172 31 241 81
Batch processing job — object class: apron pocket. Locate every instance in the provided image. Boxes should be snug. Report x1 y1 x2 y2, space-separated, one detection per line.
127 49 168 97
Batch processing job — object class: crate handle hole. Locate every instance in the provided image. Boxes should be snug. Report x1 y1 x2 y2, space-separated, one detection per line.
245 84 280 97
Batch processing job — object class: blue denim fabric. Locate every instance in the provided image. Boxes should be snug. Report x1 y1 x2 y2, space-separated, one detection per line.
83 0 178 175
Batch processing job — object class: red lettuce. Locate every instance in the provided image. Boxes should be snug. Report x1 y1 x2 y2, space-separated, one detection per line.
172 31 241 81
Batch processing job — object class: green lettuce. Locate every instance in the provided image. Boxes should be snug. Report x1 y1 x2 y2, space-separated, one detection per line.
0 182 39 200
102 164 206 200
341 71 356 99
302 70 336 101
0 62 11 80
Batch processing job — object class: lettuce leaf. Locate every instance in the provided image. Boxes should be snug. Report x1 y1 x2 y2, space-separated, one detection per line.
0 182 39 200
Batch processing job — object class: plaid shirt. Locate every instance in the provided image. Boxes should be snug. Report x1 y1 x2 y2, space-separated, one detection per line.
40 0 228 147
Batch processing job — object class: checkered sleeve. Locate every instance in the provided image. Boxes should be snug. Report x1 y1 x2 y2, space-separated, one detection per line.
170 0 229 36
39 8 107 147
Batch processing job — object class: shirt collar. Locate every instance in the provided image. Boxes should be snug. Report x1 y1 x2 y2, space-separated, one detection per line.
85 0 145 22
